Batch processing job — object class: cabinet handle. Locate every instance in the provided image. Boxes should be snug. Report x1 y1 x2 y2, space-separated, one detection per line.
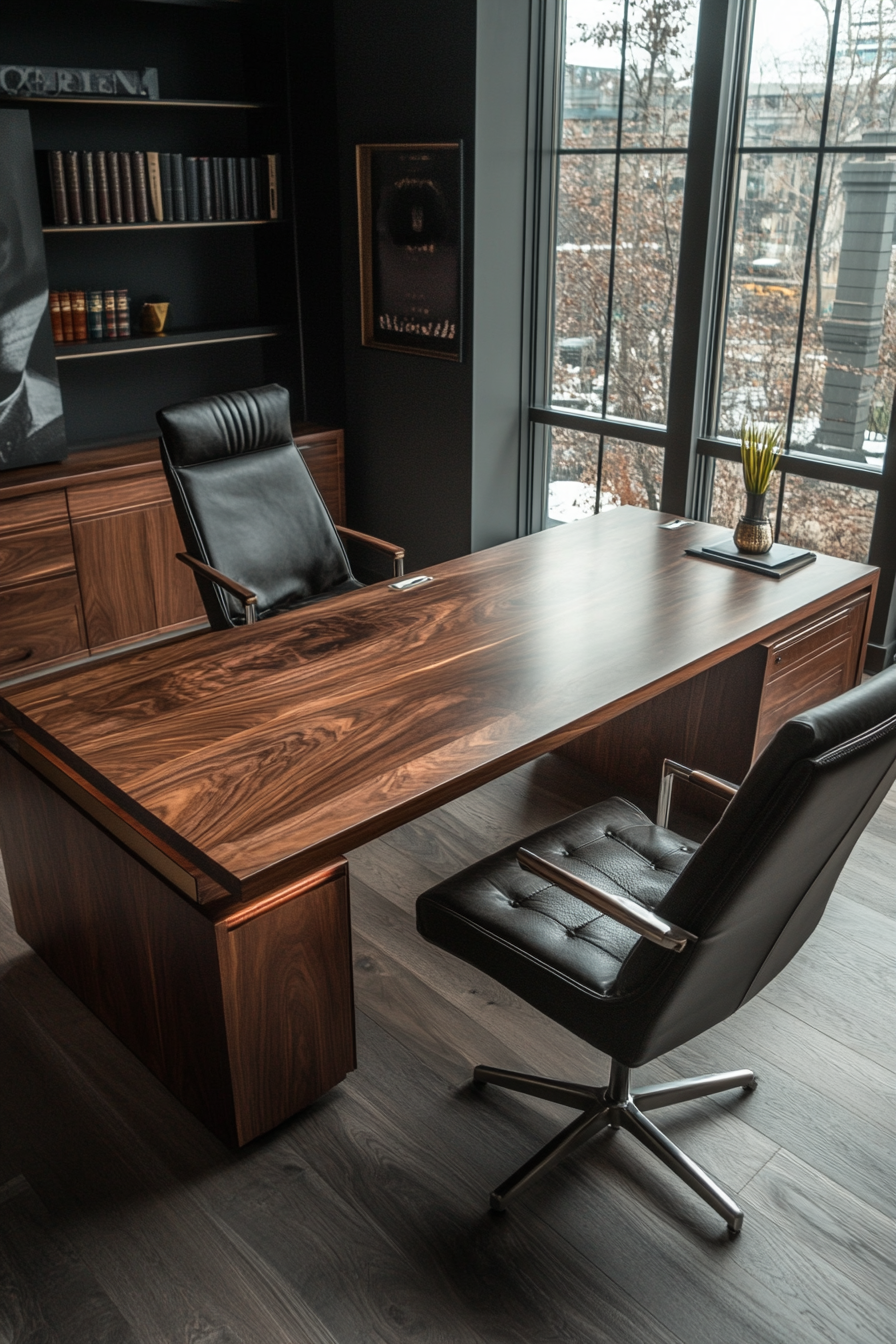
0 646 33 668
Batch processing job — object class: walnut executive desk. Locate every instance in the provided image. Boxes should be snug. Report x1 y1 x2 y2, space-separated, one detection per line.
0 507 877 1146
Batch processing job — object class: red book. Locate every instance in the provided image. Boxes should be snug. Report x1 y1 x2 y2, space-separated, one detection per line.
70 290 88 342
59 291 75 342
49 291 64 343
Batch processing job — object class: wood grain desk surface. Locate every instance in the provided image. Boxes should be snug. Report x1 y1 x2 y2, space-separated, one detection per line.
1 508 877 900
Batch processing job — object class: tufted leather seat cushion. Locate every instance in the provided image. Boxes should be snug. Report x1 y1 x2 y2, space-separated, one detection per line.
416 797 697 1014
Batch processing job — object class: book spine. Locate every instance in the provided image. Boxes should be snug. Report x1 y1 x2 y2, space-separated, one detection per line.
107 151 123 224
198 157 214 221
70 289 88 342
171 153 186 222
185 157 200 222
80 151 98 225
87 289 105 341
212 157 225 222
238 157 251 220
159 152 173 222
95 150 111 224
225 157 239 221
59 291 74 342
116 289 131 339
249 157 260 220
63 150 83 225
131 152 150 223
104 289 118 339
49 291 64 342
119 152 136 223
146 151 164 222
48 152 69 226
266 153 281 220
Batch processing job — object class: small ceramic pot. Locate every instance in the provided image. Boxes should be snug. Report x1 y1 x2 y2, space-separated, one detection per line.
141 301 169 336
733 490 773 554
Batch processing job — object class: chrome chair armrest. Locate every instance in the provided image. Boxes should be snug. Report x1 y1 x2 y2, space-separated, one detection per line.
657 758 739 828
517 847 697 953
176 553 259 623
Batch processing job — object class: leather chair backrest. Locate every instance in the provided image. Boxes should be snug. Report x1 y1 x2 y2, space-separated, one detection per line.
616 665 896 1064
157 384 352 629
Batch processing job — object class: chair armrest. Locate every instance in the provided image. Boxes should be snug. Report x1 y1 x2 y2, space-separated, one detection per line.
176 553 258 624
336 526 405 577
657 758 739 829
517 847 697 953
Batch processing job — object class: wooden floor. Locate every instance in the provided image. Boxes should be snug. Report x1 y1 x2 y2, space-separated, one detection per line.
0 752 893 1344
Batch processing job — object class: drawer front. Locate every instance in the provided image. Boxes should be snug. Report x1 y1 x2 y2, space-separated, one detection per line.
764 597 867 681
0 523 76 589
757 664 848 756
67 472 170 522
0 575 87 678
0 490 69 537
761 632 855 720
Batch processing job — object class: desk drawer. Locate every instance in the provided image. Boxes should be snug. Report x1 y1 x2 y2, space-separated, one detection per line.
0 524 76 590
0 490 68 537
765 598 867 681
0 575 87 677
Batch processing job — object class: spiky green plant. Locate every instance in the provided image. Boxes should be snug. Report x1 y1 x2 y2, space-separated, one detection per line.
740 419 784 495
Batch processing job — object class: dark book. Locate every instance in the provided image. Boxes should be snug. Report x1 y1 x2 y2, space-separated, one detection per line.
48 151 69 226
212 157 225 221
265 153 281 220
159 152 173 221
146 151 164 221
70 290 88 342
249 156 261 220
185 156 200 222
49 291 64 342
131 152 151 223
225 157 239 221
59 291 74 342
107 151 124 224
198 157 214 221
116 288 131 339
119 151 136 223
686 538 817 579
80 151 98 225
103 288 118 339
63 150 83 225
238 157 251 220
87 289 105 341
171 153 187 222
95 150 112 224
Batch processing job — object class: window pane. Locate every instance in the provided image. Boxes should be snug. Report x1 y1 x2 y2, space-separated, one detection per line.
547 428 600 522
552 155 613 411
790 150 896 467
742 0 829 148
778 473 877 561
563 0 623 149
601 437 663 510
829 0 896 144
605 153 686 422
716 152 816 434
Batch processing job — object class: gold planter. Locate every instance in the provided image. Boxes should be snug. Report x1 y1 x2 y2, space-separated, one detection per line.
733 491 773 554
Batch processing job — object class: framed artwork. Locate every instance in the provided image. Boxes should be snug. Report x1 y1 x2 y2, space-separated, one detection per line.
356 142 462 361
0 109 66 470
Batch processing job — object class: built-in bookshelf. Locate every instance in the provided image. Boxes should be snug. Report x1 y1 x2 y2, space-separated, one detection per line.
0 0 308 448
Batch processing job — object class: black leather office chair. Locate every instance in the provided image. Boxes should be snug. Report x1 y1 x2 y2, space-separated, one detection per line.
157 384 404 630
417 667 896 1235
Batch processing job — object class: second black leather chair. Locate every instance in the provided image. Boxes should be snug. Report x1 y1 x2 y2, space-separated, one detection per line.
157 384 404 629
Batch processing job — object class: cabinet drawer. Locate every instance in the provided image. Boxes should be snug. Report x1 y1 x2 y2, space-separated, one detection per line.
0 524 76 589
757 664 848 754
764 597 867 681
67 472 170 522
0 490 68 537
761 633 854 719
0 575 87 678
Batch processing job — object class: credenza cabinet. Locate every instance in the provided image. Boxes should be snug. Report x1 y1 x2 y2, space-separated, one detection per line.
0 426 344 684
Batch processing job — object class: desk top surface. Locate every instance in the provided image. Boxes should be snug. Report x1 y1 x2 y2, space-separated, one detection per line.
1 508 877 898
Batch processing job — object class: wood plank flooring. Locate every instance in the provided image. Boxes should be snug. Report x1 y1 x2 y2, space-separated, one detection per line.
0 751 893 1343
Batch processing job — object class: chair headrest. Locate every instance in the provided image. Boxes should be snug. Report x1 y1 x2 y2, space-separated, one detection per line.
156 384 294 466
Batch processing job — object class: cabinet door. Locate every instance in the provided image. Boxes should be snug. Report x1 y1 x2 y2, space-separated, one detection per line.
143 502 206 629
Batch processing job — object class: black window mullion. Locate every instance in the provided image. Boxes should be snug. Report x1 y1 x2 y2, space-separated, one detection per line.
599 0 630 420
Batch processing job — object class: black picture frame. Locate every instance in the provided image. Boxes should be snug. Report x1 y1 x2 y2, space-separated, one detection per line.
356 142 462 361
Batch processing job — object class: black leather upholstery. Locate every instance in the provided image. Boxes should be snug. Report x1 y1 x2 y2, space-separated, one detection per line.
157 384 362 629
417 666 896 1068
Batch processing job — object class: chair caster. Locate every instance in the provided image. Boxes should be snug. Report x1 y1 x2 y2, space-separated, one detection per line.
742 1076 759 1093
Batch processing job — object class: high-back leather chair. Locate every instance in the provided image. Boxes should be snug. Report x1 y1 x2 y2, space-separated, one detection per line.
157 384 403 630
417 666 896 1234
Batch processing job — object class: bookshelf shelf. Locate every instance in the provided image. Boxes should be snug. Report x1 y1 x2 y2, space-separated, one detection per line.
44 219 281 233
54 325 290 360
0 95 269 110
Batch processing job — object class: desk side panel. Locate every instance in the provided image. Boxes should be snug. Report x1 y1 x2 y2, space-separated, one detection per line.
0 741 238 1144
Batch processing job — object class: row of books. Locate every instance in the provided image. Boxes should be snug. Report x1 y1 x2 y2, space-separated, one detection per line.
47 150 281 226
50 289 132 343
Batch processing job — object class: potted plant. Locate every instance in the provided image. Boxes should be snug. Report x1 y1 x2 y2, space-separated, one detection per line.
733 419 784 554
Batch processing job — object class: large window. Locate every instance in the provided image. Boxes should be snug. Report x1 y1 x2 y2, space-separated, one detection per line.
530 0 896 663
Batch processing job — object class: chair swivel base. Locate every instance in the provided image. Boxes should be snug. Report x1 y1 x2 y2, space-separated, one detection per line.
473 1059 758 1236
